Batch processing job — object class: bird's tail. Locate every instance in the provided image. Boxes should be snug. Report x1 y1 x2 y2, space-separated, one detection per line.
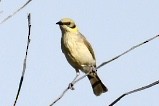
87 72 108 96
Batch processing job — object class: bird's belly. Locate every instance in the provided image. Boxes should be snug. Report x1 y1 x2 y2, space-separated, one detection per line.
66 40 95 69
73 44 94 63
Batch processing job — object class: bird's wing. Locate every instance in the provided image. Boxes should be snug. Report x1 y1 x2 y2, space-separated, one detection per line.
61 37 67 53
79 33 96 60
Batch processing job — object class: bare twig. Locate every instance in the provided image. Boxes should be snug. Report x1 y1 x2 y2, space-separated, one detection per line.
50 69 92 106
49 86 70 106
13 13 31 106
97 35 159 69
50 35 159 106
0 0 32 24
109 80 159 106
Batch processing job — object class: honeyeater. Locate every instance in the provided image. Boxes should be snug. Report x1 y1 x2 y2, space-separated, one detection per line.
56 18 108 96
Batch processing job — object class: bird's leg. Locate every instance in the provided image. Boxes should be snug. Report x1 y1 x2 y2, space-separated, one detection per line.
72 69 80 83
69 69 80 90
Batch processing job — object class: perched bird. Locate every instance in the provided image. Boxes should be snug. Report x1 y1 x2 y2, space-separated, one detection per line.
56 18 108 96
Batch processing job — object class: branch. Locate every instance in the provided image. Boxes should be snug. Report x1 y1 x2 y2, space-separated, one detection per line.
97 35 159 69
49 67 94 106
13 13 31 106
109 80 159 106
0 0 32 24
50 34 159 106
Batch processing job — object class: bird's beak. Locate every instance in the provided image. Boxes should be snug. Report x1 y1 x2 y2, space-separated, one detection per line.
56 21 63 25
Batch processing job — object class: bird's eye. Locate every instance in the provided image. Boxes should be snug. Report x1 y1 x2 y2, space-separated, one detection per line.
70 24 76 28
63 22 76 28
64 22 71 25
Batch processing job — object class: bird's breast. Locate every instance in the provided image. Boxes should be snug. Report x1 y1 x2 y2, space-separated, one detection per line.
62 33 95 70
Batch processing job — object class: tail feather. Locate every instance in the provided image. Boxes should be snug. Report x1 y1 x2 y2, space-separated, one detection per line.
87 73 108 96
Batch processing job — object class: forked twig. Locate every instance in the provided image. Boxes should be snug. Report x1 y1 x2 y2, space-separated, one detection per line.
50 70 91 106
50 35 159 105
13 13 31 106
50 66 97 106
109 80 159 106
0 0 32 24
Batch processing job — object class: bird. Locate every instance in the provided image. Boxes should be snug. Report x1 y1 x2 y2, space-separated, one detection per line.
56 18 108 96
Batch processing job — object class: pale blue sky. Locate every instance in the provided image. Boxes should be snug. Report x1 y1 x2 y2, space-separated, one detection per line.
0 0 159 106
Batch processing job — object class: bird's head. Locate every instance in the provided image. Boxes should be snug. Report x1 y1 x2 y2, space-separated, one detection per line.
56 18 79 33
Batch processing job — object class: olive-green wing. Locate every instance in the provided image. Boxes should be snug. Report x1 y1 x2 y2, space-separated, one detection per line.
61 37 69 54
79 33 96 60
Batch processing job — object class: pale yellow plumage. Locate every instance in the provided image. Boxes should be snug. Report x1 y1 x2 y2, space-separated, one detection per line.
56 18 108 96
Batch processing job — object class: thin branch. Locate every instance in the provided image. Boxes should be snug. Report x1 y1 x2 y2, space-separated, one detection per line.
13 13 31 106
50 70 92 106
50 34 159 106
49 87 69 106
109 80 159 106
0 0 32 24
97 35 159 69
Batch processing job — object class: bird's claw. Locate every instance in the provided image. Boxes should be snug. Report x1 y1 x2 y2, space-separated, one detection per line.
68 83 75 90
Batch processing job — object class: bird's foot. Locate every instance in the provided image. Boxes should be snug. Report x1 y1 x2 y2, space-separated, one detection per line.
68 83 75 90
